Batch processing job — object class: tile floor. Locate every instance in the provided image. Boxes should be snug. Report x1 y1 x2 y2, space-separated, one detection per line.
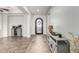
0 35 51 53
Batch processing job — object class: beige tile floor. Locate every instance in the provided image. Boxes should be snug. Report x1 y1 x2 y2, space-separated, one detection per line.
26 35 51 53
0 35 51 53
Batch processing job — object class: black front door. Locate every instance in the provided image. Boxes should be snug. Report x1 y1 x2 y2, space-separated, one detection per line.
35 18 43 34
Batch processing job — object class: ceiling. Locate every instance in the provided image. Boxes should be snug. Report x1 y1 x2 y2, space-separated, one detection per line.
0 6 51 14
0 6 22 13
26 6 51 15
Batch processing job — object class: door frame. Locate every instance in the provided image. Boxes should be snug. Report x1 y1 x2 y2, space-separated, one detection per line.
35 18 43 34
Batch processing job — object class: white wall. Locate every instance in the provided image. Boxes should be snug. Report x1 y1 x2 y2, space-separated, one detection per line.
24 14 31 37
8 14 25 36
2 14 8 37
0 14 8 37
0 14 3 37
0 14 47 37
48 6 79 35
0 13 32 38
31 15 47 34
7 14 31 37
47 15 50 34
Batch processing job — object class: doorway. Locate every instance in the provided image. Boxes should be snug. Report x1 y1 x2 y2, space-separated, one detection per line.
35 18 43 34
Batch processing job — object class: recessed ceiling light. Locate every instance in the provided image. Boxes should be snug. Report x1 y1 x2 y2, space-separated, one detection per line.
37 9 40 12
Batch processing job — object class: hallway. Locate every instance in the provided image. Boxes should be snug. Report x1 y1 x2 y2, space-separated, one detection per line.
0 35 51 53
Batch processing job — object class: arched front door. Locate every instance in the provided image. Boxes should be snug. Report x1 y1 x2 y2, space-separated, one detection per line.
35 18 43 34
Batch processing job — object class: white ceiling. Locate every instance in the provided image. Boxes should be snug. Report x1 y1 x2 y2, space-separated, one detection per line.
26 6 51 15
0 6 51 14
0 6 22 13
